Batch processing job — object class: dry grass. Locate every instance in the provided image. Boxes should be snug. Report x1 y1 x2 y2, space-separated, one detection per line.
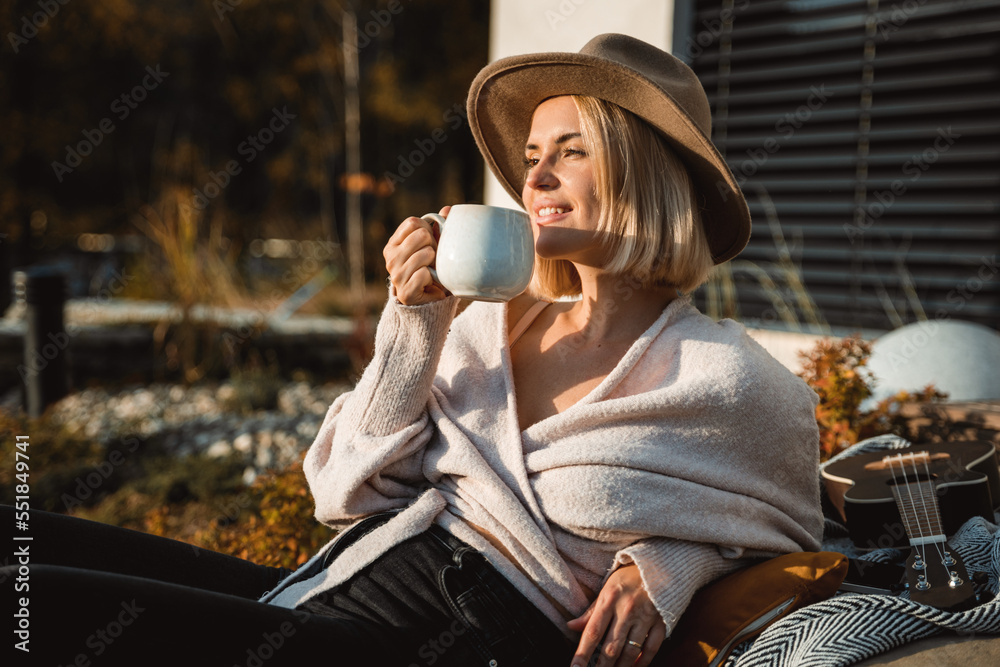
705 184 829 333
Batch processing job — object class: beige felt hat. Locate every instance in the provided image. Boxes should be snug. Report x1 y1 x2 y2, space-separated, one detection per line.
466 33 750 264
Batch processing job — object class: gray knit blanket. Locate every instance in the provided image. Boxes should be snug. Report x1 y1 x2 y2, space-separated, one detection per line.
728 435 1000 666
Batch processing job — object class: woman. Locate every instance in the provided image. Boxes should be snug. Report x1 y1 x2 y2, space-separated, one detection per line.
265 33 823 666
2 34 821 667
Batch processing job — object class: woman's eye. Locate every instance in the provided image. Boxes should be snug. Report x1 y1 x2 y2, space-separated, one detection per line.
523 149 585 171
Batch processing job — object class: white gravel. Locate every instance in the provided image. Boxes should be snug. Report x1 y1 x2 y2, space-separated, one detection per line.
40 380 352 484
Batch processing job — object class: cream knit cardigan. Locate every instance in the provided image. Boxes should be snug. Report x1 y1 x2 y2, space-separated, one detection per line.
265 294 824 636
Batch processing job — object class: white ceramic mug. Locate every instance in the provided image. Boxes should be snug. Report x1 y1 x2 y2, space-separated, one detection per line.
421 204 534 302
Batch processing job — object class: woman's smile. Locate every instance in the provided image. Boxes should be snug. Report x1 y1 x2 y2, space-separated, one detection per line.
522 96 603 264
533 203 574 225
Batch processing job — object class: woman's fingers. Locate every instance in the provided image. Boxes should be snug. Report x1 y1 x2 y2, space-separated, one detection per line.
393 242 435 291
566 597 595 632
569 564 668 667
599 615 641 667
634 620 667 667
385 217 435 268
569 600 611 667
384 216 447 305
606 620 646 667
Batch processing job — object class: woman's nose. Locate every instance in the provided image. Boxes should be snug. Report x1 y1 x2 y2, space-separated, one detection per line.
525 159 558 191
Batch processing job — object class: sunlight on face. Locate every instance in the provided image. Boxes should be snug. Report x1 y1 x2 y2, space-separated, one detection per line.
522 96 606 268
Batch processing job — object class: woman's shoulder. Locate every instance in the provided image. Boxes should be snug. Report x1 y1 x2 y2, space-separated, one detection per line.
667 300 763 350
444 293 552 355
504 293 547 333
659 302 811 393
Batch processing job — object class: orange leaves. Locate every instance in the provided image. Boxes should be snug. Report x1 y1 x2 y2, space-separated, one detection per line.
189 455 334 569
798 335 946 461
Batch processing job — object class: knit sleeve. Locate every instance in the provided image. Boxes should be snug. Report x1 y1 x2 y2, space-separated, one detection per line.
614 538 744 635
303 294 459 527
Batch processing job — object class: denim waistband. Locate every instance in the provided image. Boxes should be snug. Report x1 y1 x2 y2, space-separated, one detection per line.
322 511 473 570
320 510 401 569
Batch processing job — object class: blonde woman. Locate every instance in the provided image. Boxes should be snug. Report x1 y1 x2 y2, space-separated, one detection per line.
284 33 823 667
3 34 822 667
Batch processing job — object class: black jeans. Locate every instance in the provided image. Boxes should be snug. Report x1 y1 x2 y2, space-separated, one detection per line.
1 506 574 666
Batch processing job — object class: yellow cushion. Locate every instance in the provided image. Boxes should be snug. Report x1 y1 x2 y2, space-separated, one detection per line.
660 551 848 667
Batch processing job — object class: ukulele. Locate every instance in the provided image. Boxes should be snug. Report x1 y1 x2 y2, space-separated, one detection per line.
885 451 978 610
822 441 999 552
824 444 1000 611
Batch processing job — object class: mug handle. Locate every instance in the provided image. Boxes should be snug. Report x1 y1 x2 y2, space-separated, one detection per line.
420 212 446 288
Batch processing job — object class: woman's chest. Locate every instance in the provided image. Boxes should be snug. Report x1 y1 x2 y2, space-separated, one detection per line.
510 340 630 431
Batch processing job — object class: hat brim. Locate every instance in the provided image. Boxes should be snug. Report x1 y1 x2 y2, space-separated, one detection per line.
467 51 750 265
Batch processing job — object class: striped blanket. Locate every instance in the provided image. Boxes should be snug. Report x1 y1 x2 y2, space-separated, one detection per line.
727 435 1000 666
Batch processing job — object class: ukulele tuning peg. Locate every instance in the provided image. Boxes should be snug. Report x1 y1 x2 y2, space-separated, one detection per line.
916 574 931 591
942 551 956 566
948 571 964 588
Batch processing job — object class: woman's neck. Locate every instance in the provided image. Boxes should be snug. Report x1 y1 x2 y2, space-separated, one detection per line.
561 266 679 344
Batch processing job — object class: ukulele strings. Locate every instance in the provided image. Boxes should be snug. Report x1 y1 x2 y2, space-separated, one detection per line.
887 455 929 581
919 453 951 577
890 453 947 579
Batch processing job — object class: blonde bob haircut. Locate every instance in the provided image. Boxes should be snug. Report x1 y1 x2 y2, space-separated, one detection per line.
530 95 714 300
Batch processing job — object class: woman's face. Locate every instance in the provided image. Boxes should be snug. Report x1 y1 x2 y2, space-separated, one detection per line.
522 96 606 267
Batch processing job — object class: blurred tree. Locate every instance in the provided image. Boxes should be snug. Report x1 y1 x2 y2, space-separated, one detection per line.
1 0 488 286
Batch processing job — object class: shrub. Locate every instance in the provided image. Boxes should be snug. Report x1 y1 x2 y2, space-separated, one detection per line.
0 409 123 513
797 334 947 461
143 455 334 569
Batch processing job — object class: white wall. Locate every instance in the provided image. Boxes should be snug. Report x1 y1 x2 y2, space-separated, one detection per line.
484 0 676 209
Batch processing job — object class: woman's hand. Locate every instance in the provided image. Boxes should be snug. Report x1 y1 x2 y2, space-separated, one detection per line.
384 206 451 306
567 564 667 667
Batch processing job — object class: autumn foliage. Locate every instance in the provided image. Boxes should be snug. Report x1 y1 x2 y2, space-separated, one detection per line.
143 455 334 569
797 334 946 461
